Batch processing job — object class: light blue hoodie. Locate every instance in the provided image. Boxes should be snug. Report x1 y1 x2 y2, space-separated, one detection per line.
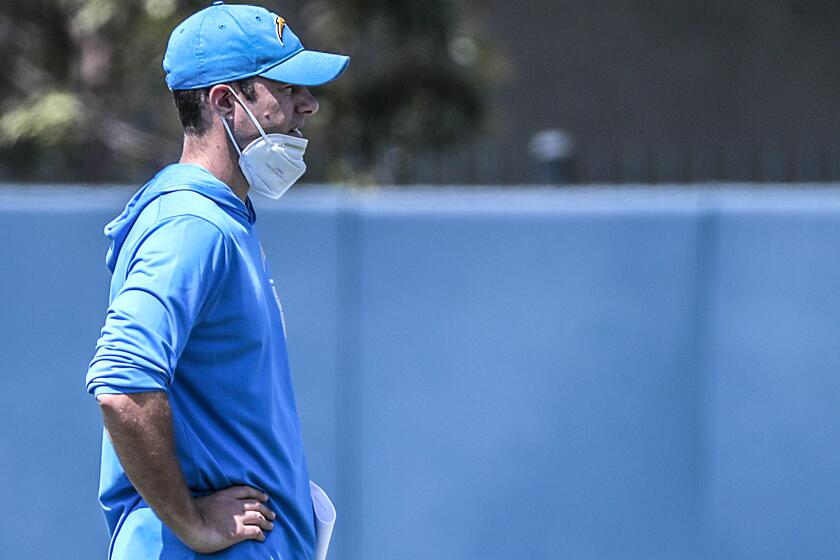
86 163 315 560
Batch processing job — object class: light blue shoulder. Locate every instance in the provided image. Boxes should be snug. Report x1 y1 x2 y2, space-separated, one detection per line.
155 190 234 234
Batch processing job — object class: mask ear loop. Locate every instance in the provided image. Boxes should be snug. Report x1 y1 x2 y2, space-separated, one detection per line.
219 114 243 157
227 86 272 142
216 86 272 155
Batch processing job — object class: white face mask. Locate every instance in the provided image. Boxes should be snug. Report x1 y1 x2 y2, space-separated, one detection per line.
219 87 308 199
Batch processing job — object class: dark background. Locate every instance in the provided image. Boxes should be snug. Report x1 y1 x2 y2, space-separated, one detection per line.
482 0 840 184
2 0 840 185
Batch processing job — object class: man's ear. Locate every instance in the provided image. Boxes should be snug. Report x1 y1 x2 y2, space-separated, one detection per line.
207 85 235 120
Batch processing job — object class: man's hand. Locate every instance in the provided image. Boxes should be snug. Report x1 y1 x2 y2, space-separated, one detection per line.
97 393 277 554
178 486 277 554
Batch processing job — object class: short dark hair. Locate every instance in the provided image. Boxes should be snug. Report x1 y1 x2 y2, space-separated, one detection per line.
172 78 257 136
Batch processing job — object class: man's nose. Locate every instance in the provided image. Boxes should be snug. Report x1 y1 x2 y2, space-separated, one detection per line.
296 87 319 115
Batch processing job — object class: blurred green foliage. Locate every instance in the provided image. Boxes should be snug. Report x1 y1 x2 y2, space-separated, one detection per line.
0 0 505 184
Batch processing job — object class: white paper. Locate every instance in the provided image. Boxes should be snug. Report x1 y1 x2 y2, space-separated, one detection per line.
310 480 336 560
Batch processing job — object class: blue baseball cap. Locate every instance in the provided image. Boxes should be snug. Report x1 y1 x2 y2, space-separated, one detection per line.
163 1 349 90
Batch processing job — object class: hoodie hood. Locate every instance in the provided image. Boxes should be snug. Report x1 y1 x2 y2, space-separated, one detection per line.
104 163 254 271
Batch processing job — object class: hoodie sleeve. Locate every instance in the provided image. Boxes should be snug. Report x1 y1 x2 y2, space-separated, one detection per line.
86 214 228 397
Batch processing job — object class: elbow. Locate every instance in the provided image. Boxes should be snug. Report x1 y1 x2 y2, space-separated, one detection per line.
96 391 167 417
96 393 123 410
96 393 133 420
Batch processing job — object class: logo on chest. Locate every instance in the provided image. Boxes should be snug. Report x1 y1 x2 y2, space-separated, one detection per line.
260 244 287 336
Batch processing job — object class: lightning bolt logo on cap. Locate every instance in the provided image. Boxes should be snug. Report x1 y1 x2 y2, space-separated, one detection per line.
275 16 286 46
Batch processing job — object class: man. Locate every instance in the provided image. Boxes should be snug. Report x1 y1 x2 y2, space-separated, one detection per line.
85 2 348 558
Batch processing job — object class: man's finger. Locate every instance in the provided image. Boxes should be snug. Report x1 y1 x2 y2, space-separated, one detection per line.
240 524 266 542
242 510 275 531
229 485 269 502
243 500 277 520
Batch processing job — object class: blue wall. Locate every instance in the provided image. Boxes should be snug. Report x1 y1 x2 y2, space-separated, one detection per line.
0 186 837 559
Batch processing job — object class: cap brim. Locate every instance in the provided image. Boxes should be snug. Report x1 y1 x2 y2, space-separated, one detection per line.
260 49 349 86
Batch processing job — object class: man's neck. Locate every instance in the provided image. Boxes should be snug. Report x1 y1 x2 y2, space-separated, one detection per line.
179 133 250 204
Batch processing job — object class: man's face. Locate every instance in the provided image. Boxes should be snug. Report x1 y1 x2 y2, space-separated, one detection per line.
231 77 319 146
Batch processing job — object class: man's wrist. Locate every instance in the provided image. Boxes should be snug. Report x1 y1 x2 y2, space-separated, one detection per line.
152 493 203 541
